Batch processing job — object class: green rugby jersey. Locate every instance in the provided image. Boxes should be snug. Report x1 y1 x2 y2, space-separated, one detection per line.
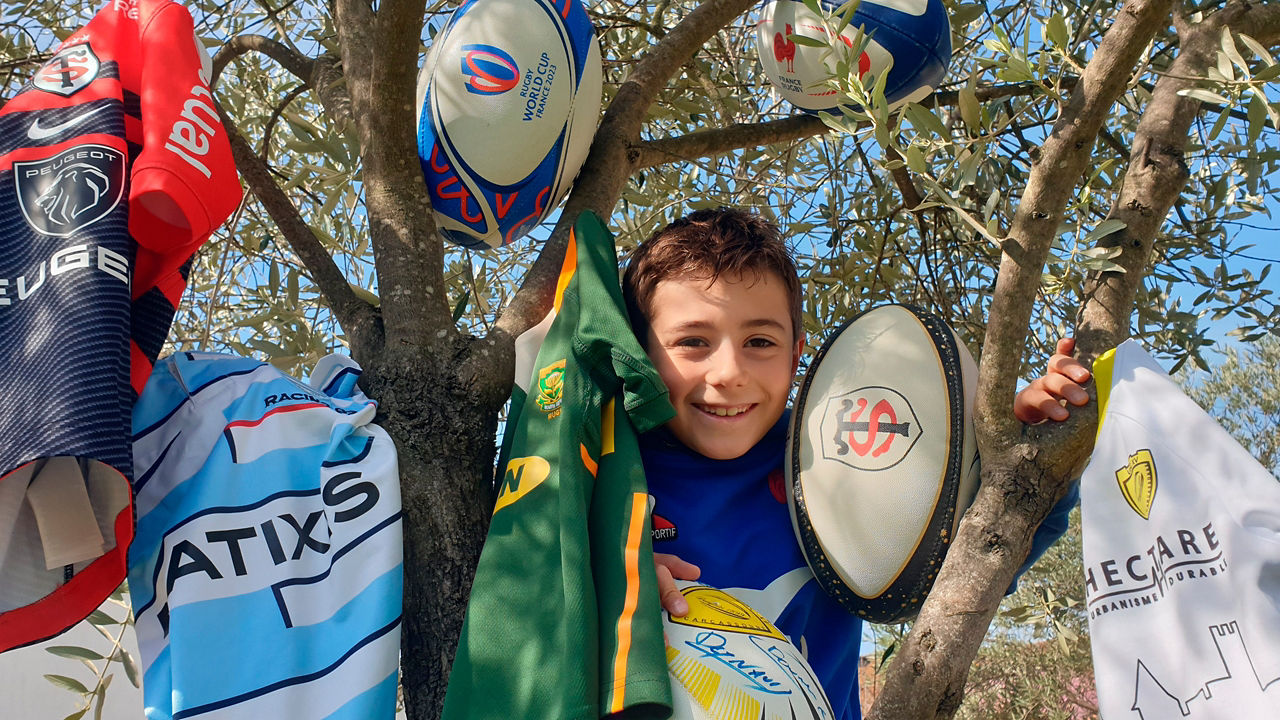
442 211 675 719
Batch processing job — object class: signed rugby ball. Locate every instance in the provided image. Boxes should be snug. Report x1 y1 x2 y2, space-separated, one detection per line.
664 582 834 720
416 0 602 248
756 0 951 112
786 304 979 623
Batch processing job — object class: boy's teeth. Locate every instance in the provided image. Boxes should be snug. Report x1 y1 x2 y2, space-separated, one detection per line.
704 405 746 417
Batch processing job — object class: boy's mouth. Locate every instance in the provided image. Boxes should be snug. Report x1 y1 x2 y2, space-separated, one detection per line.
694 403 754 417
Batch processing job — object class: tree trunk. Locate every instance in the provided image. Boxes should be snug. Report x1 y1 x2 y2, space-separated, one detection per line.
362 346 508 720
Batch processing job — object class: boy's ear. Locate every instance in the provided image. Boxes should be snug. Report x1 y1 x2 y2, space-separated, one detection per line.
791 333 806 375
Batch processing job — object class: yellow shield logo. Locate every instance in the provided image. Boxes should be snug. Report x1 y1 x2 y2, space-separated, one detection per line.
1115 449 1157 519
535 360 566 419
668 586 786 640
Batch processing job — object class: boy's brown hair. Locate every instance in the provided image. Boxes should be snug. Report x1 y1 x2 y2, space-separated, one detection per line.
622 207 804 347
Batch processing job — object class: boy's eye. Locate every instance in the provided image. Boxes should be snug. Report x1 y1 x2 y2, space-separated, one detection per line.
746 337 777 348
674 337 708 348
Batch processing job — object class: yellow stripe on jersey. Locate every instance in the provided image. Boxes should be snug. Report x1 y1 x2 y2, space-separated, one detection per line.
553 228 578 313
602 397 616 456
1091 346 1117 443
608 492 649 713
580 443 598 478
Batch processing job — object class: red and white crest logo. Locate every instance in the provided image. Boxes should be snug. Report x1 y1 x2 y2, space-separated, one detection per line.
820 387 921 471
33 43 100 97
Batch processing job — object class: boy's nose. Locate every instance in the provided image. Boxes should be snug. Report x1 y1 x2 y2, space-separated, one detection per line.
705 346 748 387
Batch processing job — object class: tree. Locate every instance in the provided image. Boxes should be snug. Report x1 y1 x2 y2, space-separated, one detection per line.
953 509 1096 720
4 0 1280 717
1180 336 1280 477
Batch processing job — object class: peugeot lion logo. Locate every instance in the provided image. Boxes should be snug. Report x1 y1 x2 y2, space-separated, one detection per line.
15 144 126 237
460 44 520 95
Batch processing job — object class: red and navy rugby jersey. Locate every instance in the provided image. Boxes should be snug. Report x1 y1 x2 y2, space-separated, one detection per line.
0 0 240 653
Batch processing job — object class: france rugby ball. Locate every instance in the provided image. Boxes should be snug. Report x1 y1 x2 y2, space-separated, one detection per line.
756 0 951 112
786 304 979 623
665 582 834 720
416 0 602 249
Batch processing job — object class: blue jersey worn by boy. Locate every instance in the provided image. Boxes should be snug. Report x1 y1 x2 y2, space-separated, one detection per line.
643 412 1077 720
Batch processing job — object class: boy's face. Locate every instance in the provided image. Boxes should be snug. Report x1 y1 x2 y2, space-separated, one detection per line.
645 271 803 460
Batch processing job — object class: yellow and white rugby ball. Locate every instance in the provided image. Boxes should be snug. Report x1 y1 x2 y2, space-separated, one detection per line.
664 582 834 720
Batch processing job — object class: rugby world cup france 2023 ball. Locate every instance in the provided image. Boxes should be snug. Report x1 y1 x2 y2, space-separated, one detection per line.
664 582 835 720
786 304 980 624
416 0 602 249
756 0 951 112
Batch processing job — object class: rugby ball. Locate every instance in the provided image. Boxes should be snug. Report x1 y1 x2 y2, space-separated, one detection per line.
416 0 602 249
786 304 979 623
756 0 951 112
664 582 834 720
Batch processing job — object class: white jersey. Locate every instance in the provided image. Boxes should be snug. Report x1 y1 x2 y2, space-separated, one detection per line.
1081 340 1280 719
128 352 402 720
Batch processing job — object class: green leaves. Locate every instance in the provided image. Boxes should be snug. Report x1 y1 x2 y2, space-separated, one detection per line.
45 646 106 661
35 581 140 718
44 674 91 694
1081 218 1126 245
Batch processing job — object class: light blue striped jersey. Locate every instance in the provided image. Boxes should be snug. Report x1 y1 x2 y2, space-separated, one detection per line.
128 352 402 720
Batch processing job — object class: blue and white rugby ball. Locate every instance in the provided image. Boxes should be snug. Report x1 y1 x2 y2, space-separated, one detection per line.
416 0 602 249
786 304 980 623
756 0 951 112
664 582 834 720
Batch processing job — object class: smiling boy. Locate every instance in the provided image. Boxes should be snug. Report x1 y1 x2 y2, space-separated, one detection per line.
622 207 1087 720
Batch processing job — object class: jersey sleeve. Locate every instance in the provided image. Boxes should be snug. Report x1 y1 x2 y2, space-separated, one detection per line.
127 0 240 292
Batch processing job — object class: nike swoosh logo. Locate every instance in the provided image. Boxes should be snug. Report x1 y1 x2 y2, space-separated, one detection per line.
27 105 108 141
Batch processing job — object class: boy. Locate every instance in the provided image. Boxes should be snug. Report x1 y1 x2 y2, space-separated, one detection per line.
622 208 1088 720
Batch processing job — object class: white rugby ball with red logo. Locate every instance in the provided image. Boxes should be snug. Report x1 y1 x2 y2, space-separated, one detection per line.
786 304 979 623
756 0 951 112
416 0 602 249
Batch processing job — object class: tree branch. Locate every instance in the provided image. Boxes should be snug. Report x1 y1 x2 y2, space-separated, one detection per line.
211 34 353 129
495 0 760 339
1077 0 1279 353
309 54 354 129
629 80 1076 168
258 83 309 159
221 110 384 360
334 0 451 353
975 0 1173 442
211 34 315 88
634 114 826 167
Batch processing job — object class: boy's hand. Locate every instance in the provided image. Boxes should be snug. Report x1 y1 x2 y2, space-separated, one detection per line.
656 553 700 617
1014 338 1092 424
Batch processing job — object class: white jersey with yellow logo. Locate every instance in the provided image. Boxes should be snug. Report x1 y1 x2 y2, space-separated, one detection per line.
1081 339 1280 718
